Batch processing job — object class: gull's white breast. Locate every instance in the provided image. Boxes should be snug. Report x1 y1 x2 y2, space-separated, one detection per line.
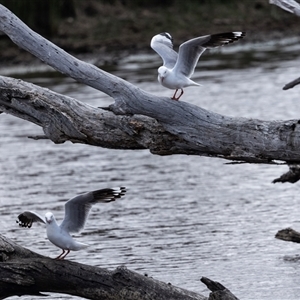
46 222 87 251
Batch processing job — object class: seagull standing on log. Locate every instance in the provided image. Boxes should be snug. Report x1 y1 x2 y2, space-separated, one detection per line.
17 187 126 260
151 31 245 100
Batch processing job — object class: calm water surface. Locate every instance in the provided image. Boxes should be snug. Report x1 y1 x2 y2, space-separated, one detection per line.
2 38 300 299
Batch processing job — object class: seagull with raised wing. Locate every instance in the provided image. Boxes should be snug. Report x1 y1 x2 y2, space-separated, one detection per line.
17 187 126 260
151 31 245 100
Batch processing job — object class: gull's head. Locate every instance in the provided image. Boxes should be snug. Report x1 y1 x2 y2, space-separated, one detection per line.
45 212 54 224
158 66 168 84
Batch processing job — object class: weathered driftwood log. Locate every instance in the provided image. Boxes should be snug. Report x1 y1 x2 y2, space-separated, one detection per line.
273 164 300 183
275 227 300 243
1 5 300 168
0 234 239 300
283 76 300 90
201 277 239 300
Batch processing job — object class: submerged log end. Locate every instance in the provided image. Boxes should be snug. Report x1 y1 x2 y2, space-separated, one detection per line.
283 77 300 90
273 165 300 184
275 228 300 243
200 277 239 300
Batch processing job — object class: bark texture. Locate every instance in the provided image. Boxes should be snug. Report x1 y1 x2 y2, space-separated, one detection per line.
0 3 295 299
273 164 300 183
1 4 300 165
201 277 239 300
283 77 300 90
275 227 300 243
0 234 239 300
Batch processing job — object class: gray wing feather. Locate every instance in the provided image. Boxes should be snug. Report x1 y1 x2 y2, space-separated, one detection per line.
17 211 46 228
60 187 126 233
151 33 178 69
173 32 245 78
173 36 209 78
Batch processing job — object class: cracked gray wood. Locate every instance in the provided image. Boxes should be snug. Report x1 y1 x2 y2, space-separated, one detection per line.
0 3 292 299
273 164 300 183
0 234 240 300
275 227 300 243
1 4 300 166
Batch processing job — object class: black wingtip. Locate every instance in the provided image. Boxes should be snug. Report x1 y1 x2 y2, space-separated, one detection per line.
16 213 33 228
111 187 127 199
119 186 127 196
204 31 245 48
91 186 127 203
215 31 245 42
159 32 173 43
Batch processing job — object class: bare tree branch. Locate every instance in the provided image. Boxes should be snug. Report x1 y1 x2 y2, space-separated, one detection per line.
0 2 298 298
273 164 300 183
201 277 239 300
283 76 300 90
0 234 241 300
0 4 137 102
275 227 300 243
2 75 300 165
1 4 300 179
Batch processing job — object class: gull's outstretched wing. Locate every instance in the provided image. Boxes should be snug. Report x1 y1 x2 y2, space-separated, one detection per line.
173 32 245 78
17 211 46 228
270 0 300 16
151 32 178 69
60 187 126 233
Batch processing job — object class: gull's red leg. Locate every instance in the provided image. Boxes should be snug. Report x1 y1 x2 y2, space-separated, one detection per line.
60 249 70 260
171 89 178 100
174 89 184 100
55 249 65 260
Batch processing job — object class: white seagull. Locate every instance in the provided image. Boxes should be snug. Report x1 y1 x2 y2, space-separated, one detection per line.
151 31 245 100
17 187 126 260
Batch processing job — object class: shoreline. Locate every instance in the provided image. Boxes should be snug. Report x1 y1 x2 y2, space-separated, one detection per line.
1 30 300 76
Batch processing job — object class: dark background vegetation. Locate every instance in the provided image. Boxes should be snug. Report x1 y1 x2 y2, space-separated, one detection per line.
0 0 299 64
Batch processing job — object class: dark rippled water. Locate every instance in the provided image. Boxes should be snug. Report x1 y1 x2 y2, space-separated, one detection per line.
2 38 300 299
